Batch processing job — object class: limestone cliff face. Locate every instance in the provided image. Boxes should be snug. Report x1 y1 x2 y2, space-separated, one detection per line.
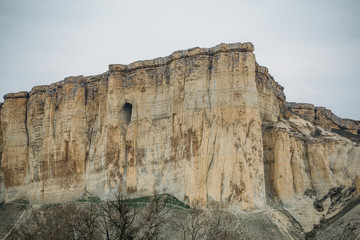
255 64 285 125
262 113 360 230
0 43 266 211
0 42 359 229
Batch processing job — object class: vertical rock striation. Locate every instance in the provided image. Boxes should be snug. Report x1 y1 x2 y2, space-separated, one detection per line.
262 114 360 231
0 42 359 230
0 43 267 210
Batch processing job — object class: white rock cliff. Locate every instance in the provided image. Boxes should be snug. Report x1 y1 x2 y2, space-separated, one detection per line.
0 42 359 231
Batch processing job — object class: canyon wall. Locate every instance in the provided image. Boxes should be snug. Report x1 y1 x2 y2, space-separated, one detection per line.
0 42 359 229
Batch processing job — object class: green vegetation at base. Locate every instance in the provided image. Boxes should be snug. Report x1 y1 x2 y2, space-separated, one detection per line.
39 193 189 211
76 196 102 203
125 193 190 209
163 194 190 209
14 198 30 205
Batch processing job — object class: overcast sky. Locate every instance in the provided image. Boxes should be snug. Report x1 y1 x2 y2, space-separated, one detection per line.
1 0 359 120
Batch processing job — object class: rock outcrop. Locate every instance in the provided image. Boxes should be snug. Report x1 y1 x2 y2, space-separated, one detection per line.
0 42 359 233
285 102 360 134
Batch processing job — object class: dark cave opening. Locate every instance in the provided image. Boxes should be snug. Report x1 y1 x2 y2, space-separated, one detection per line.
122 102 133 125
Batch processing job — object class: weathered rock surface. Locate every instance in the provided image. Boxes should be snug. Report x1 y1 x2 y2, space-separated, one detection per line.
0 42 359 235
286 102 360 139
0 43 265 211
262 115 360 231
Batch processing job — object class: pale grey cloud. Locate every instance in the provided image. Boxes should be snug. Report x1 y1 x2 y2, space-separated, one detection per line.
1 0 359 119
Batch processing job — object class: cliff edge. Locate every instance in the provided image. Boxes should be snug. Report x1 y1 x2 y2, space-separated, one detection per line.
0 42 359 234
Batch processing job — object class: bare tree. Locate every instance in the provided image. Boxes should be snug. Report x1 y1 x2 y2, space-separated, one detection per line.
99 193 139 240
9 193 241 240
205 208 238 240
173 209 207 240
137 193 171 240
68 204 101 240
10 203 101 240
172 207 240 240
